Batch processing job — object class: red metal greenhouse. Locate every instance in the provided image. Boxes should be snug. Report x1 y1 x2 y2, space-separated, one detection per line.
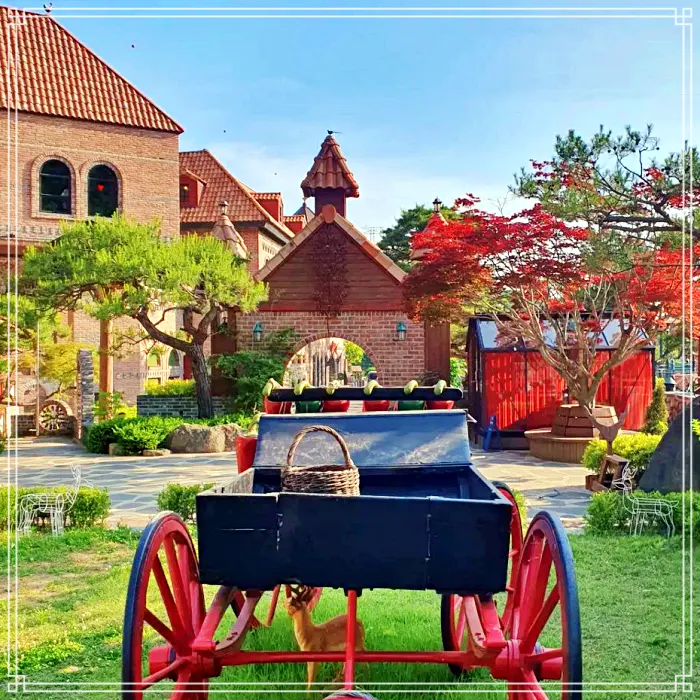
465 317 654 447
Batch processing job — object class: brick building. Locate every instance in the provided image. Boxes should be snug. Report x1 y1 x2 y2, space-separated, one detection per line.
213 134 450 389
179 149 299 274
0 6 182 404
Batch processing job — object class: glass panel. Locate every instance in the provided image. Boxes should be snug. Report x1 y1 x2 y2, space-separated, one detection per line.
40 160 71 214
88 165 118 217
168 351 180 367
478 320 522 349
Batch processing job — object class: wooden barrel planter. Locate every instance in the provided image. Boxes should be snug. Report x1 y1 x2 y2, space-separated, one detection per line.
525 404 617 464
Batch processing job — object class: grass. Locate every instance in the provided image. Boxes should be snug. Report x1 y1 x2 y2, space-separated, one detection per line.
0 529 696 699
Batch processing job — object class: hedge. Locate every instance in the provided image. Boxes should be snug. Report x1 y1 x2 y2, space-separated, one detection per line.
0 486 110 530
84 413 257 455
585 489 700 539
145 379 196 396
581 433 662 474
156 483 214 523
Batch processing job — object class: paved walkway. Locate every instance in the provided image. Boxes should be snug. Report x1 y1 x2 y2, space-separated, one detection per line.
11 437 590 528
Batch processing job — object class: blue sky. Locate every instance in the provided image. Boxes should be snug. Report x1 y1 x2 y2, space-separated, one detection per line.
38 1 691 230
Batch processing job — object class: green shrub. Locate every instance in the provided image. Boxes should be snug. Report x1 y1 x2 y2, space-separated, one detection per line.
145 379 196 396
85 414 257 455
0 486 110 530
83 418 126 454
112 416 182 455
643 378 669 435
693 419 700 439
585 489 700 539
450 357 466 388
217 351 285 414
156 483 214 523
581 433 663 473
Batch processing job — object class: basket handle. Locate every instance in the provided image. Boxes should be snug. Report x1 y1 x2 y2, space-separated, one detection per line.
286 425 354 469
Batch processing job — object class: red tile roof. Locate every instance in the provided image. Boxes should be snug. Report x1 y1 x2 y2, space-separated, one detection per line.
253 192 282 201
0 6 182 133
179 150 292 237
301 134 360 198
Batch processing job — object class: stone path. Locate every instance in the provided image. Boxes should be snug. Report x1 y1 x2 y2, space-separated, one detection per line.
10 437 590 528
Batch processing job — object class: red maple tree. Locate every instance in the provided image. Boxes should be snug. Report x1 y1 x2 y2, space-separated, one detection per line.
405 196 699 409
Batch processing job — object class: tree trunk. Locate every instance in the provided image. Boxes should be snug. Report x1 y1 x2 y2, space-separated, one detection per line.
189 342 213 418
98 318 113 418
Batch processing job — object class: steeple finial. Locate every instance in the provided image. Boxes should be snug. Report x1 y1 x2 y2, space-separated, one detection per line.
220 200 228 216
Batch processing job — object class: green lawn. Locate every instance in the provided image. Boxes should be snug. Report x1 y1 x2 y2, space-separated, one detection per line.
0 528 696 699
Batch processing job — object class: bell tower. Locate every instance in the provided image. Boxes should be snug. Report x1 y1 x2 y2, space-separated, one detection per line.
300 132 360 217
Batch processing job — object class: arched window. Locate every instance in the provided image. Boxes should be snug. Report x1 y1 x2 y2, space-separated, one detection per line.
147 351 161 368
88 164 119 217
168 351 181 368
40 160 72 214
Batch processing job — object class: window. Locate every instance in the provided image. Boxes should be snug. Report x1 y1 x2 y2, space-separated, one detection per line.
88 164 119 217
40 160 72 214
180 183 190 205
168 351 180 367
147 351 161 368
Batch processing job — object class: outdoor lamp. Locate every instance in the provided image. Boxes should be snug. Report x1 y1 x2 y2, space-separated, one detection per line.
252 322 263 343
396 321 407 341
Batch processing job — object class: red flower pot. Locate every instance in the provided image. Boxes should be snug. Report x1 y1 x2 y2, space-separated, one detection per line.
235 435 257 474
363 400 391 412
263 396 285 414
322 400 350 413
426 400 455 410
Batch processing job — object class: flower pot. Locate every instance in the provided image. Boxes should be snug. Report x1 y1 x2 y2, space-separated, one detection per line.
426 400 455 410
295 400 323 414
362 400 391 412
322 400 350 413
235 435 257 474
397 400 425 411
263 396 291 414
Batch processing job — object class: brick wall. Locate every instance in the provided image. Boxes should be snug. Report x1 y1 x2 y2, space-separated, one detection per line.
137 395 232 418
0 111 180 238
234 310 425 385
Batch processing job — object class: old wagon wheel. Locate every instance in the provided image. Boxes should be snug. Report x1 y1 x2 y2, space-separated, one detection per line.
506 511 582 699
38 399 72 434
440 481 523 677
122 511 208 699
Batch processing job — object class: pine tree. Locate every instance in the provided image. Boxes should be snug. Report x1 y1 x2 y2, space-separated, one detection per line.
643 377 670 435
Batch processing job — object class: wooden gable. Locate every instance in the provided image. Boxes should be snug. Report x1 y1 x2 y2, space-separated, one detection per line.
257 207 405 312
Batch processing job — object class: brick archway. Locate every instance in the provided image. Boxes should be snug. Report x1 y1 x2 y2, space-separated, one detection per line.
235 311 425 386
285 332 383 380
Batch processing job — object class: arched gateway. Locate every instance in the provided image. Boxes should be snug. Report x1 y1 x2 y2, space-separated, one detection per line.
211 134 450 393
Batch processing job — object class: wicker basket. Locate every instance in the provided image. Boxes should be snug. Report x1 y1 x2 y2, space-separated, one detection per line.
281 425 360 496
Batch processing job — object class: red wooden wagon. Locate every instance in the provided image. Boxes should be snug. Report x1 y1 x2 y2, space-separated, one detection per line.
122 387 582 698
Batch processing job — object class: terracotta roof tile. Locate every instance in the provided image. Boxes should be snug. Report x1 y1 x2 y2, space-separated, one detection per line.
179 150 292 238
0 7 182 133
301 134 360 198
253 192 282 201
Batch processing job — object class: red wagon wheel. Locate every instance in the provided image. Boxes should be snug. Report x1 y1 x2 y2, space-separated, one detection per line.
440 481 523 677
122 512 209 699
506 511 582 699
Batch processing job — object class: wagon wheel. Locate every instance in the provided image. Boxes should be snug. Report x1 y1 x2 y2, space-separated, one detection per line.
122 511 209 699
38 399 72 434
506 511 582 699
440 481 523 677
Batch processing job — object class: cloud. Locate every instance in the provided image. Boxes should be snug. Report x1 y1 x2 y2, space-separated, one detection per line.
207 140 526 230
